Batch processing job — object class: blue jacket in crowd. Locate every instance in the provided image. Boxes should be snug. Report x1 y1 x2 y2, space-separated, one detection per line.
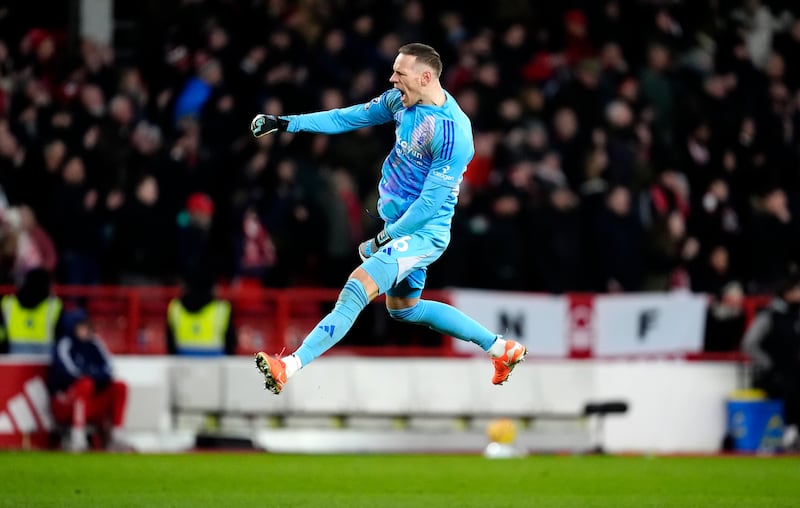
47 310 114 394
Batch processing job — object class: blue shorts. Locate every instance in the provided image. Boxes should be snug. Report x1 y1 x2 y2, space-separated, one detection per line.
361 228 449 298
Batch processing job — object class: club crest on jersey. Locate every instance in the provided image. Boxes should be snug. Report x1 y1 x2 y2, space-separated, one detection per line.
364 97 380 110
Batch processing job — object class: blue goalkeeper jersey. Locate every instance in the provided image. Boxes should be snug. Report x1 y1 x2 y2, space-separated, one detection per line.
284 88 474 239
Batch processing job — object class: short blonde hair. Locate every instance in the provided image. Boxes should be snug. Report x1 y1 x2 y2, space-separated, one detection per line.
398 43 443 78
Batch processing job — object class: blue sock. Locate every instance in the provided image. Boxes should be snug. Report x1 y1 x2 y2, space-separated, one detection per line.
294 279 369 366
387 300 497 351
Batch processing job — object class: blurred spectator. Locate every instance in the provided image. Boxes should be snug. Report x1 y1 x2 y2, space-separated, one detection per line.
173 58 223 127
741 273 800 450
692 244 741 296
730 0 794 69
703 281 747 352
551 57 604 136
689 178 742 257
232 204 277 285
0 1 799 299
317 168 362 287
47 309 129 452
603 99 641 189
548 107 583 190
0 267 62 354
1 204 57 285
591 185 643 292
166 274 236 356
262 158 326 287
643 210 699 291
745 187 800 294
176 192 215 282
110 174 176 285
531 187 584 293
642 169 691 226
0 122 40 208
51 155 103 286
772 18 800 90
19 28 62 96
639 42 675 149
481 192 526 290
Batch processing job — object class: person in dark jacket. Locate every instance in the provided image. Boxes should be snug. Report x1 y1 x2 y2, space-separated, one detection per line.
48 309 128 452
741 274 800 451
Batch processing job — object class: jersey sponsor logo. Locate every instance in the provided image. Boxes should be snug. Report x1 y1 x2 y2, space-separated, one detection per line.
396 139 425 160
432 165 455 181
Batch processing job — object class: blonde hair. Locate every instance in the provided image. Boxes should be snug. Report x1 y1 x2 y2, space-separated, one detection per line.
398 43 442 78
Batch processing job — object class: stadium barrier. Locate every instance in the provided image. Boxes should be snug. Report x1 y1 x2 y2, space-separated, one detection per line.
0 285 454 357
0 285 769 360
0 285 761 452
1 355 742 454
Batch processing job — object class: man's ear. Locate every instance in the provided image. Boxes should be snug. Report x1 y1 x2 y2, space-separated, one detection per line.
420 70 432 86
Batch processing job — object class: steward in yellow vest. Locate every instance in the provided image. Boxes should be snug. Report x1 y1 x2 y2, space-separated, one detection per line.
0 268 63 354
166 276 236 356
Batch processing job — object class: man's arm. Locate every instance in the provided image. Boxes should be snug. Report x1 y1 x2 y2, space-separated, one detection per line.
358 179 453 261
384 119 472 238
285 100 395 134
741 312 773 370
360 123 471 256
252 90 399 137
49 337 80 391
384 180 454 239
89 338 113 391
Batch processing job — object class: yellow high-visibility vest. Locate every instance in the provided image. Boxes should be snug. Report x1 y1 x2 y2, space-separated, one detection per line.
167 299 231 355
1 295 62 354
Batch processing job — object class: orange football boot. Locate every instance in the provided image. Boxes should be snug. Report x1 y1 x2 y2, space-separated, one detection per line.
491 340 527 385
255 352 288 394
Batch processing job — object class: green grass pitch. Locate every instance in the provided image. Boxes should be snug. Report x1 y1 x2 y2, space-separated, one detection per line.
1 452 799 507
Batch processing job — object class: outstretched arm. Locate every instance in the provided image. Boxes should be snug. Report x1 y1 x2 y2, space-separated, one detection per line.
251 89 400 137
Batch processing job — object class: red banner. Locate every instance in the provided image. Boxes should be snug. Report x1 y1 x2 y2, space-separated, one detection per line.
566 294 595 359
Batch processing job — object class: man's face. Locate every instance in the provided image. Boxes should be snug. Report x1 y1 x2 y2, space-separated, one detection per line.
785 286 800 304
75 322 92 341
390 53 424 108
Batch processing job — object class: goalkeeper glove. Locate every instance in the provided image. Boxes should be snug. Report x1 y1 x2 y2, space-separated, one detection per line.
358 229 392 262
250 114 289 138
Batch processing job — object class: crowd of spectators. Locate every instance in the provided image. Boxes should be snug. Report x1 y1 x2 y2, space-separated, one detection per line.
1 0 800 303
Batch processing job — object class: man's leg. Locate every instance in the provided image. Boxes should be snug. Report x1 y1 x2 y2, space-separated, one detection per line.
386 272 527 385
255 266 380 394
88 380 129 449
53 377 94 451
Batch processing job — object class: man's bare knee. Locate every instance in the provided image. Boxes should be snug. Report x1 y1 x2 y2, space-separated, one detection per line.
349 267 380 301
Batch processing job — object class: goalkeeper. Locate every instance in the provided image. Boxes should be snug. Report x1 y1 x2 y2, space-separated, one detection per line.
251 43 526 394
